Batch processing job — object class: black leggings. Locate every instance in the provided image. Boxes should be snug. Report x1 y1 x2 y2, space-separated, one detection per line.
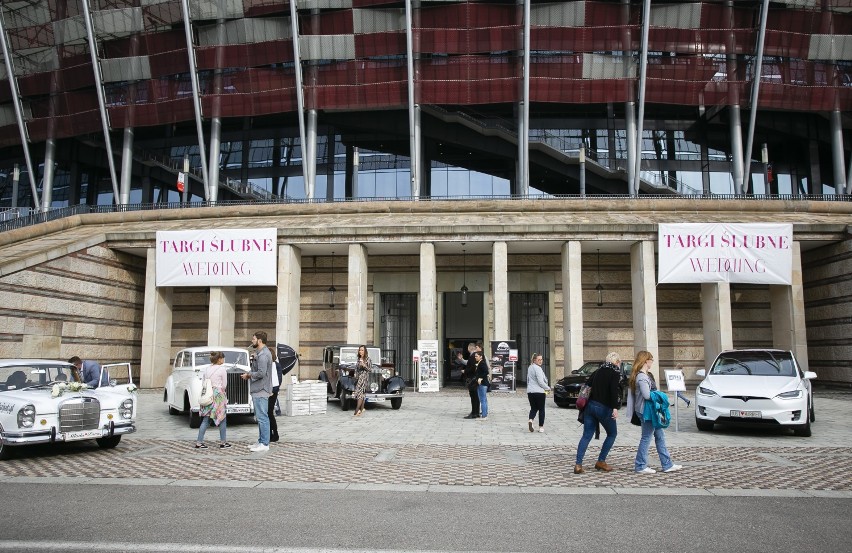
528 392 546 426
268 389 279 435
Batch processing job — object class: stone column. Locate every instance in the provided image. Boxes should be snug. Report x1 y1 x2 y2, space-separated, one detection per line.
276 244 303 359
701 282 733 370
207 287 235 346
346 243 369 344
140 248 173 388
419 242 437 340
630 240 659 379
770 241 808 371
492 241 509 340
561 241 584 376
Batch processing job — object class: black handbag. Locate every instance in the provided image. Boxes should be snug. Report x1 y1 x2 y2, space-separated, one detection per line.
631 412 642 426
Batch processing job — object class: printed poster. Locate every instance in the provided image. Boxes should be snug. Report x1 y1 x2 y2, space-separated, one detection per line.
489 340 517 392
417 339 440 392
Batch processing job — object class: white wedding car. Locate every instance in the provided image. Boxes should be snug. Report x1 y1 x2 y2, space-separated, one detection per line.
0 359 137 460
163 346 253 428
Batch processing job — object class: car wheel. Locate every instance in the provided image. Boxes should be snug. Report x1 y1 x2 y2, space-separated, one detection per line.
338 387 351 411
0 432 12 460
96 436 121 449
695 417 714 431
390 397 402 410
169 405 181 415
189 410 202 428
794 403 812 437
809 400 816 423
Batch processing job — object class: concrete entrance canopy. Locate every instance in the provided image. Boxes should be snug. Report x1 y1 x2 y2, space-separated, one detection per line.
0 198 849 387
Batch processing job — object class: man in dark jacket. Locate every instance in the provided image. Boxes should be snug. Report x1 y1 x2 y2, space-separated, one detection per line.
462 342 482 419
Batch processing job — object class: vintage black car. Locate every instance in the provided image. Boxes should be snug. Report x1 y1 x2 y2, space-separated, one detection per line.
318 345 405 410
553 361 632 408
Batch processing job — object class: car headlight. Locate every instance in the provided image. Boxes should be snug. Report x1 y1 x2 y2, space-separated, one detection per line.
381 368 392 380
775 390 803 400
370 382 379 393
554 385 565 392
697 386 717 397
17 404 36 428
119 398 134 419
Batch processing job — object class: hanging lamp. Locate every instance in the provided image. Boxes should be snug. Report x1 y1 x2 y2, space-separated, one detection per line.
461 243 468 307
328 251 337 308
595 248 603 307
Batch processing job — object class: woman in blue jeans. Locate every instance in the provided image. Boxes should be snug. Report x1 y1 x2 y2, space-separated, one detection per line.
574 352 622 474
626 350 682 474
473 351 490 420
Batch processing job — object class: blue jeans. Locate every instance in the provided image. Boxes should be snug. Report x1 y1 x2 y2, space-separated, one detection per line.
477 385 489 417
634 419 673 471
253 396 271 446
575 400 618 466
197 415 226 443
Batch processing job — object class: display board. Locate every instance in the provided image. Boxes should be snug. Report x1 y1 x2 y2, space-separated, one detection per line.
488 340 517 392
416 339 440 392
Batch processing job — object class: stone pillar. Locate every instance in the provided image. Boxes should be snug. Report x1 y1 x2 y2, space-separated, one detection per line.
346 243 368 344
140 248 173 388
701 282 733 370
492 241 509 340
561 241 584 376
419 242 437 340
276 244 302 357
207 287 235 346
770 241 808 371
630 240 659 379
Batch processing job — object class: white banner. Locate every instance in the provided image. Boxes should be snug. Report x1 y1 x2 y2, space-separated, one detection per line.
658 223 792 285
156 228 277 287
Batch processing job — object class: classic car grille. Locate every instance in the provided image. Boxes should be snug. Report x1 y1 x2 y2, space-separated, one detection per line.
368 369 384 393
59 398 100 432
227 372 250 405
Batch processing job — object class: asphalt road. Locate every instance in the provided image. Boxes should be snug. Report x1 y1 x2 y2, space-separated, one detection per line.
0 483 849 553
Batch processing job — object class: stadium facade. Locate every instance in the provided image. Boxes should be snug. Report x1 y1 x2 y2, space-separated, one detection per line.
0 1 850 388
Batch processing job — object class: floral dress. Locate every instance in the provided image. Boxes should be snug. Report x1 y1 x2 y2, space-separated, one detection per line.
353 356 371 400
199 364 227 426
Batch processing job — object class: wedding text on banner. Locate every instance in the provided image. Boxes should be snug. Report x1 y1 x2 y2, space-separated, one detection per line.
155 228 278 287
658 223 792 285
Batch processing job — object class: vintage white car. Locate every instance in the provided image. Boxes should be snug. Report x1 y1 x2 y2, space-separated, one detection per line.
163 346 253 428
0 359 137 460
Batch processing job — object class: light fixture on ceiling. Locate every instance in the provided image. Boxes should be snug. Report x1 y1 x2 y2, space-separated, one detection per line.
328 251 337 308
461 243 468 308
596 248 603 307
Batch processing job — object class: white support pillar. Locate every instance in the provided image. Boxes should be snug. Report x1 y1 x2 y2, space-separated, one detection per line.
208 117 221 202
140 248 173 389
207 287 235 347
701 282 733 371
770 241 808 371
119 127 134 205
419 242 437 340
730 105 745 194
41 138 55 209
492 241 509 340
346 243 369 345
306 109 318 199
830 110 846 195
630 240 659 379
276 245 302 369
561 241 584 376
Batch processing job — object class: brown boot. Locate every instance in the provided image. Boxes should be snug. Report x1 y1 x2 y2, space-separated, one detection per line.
594 461 613 472
573 464 584 474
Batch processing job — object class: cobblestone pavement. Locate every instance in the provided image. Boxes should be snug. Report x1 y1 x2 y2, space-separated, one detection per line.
1 388 850 496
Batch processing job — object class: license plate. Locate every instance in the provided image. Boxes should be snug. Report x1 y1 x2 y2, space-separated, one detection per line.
228 406 251 414
568 392 577 398
730 410 761 418
64 429 104 441
366 397 385 403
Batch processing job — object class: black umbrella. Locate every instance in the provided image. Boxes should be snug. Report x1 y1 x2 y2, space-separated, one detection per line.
276 343 299 376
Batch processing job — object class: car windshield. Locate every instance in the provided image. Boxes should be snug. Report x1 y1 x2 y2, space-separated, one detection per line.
709 351 797 377
193 351 249 367
576 363 598 376
1 363 80 391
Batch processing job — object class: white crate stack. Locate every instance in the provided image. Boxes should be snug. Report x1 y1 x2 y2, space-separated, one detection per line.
284 380 327 416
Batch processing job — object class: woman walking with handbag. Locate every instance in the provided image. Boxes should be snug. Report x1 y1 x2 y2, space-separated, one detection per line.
195 351 231 449
526 353 551 432
573 352 622 474
626 350 682 474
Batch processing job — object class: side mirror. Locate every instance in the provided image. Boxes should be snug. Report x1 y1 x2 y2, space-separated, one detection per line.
803 371 817 380
696 369 706 377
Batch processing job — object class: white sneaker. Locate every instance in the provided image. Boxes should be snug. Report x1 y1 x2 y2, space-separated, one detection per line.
248 442 264 452
636 467 656 474
538 427 545 433
251 444 269 453
663 464 683 473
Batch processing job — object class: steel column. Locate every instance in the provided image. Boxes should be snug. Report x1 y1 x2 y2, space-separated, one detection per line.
179 0 210 200
289 0 310 199
518 0 530 197
405 0 420 198
41 138 55 209
632 0 652 196
81 0 120 206
742 0 770 190
119 128 133 204
830 110 846 195
0 8 39 210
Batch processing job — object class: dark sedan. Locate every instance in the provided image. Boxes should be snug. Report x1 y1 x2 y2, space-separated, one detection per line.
553 361 632 408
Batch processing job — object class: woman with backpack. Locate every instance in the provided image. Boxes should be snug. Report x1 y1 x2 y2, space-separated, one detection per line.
627 350 682 474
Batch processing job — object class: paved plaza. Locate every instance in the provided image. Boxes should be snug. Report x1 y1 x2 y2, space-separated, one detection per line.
1 386 850 497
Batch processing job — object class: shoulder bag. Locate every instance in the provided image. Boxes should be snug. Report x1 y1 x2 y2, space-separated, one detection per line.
575 370 595 410
199 377 214 406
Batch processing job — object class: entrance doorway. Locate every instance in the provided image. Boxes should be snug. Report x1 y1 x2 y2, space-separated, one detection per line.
510 292 549 382
379 293 417 384
443 291 484 386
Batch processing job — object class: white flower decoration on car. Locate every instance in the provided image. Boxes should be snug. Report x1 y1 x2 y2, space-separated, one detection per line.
126 384 138 393
51 382 88 398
